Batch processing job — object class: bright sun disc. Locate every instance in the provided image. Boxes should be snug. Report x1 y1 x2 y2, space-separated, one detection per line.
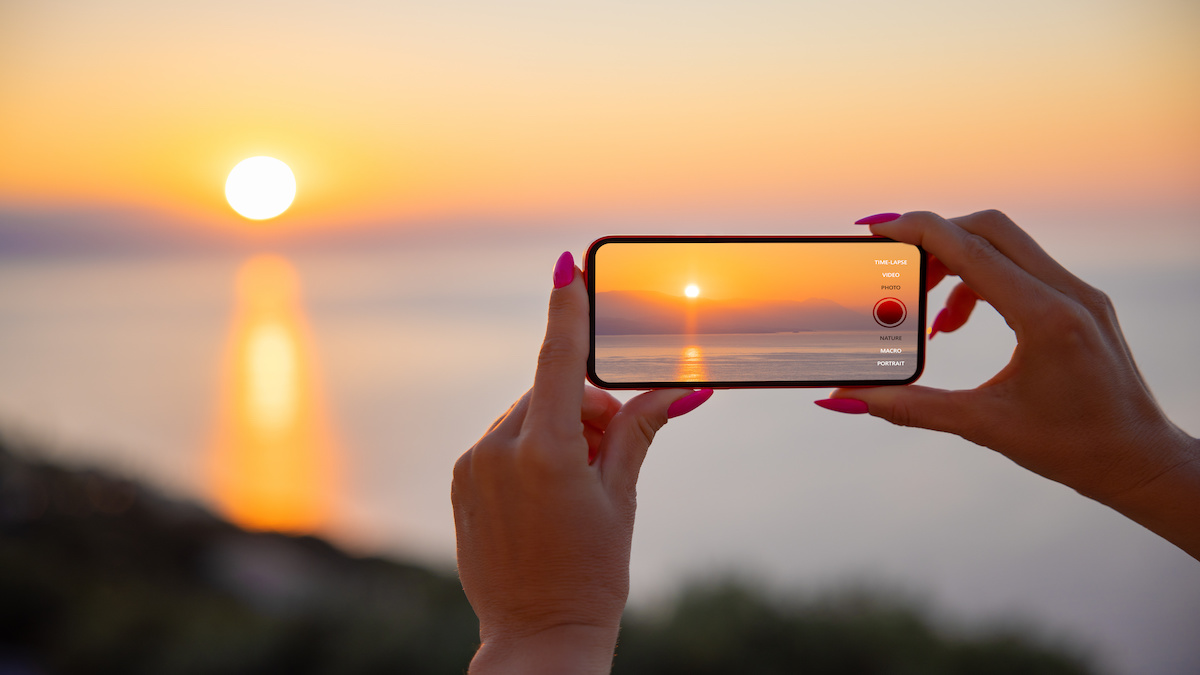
225 157 296 220
684 284 700 298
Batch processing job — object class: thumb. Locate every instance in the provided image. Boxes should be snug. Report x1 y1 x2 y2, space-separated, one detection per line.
598 388 713 493
827 385 978 437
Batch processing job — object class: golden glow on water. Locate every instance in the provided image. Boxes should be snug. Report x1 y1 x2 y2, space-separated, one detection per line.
246 323 298 434
210 255 338 533
675 345 709 383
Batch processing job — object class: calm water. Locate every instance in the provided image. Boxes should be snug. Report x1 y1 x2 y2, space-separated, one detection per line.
0 242 1197 674
595 331 916 383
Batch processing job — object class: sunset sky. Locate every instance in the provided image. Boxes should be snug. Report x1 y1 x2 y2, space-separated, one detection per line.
593 240 920 310
2 0 1197 242
1 4 1198 669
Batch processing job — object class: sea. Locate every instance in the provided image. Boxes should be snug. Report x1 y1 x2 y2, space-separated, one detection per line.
595 331 915 383
0 237 1197 674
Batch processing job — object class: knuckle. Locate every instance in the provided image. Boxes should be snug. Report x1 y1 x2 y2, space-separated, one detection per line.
1076 285 1115 317
451 450 476 509
957 210 1015 243
515 427 579 475
452 450 472 484
449 474 464 509
463 437 514 478
959 231 1003 266
885 396 918 429
973 208 1012 228
630 413 661 448
486 396 524 433
1038 301 1099 348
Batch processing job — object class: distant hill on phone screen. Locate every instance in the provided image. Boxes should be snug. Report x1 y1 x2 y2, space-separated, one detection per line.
595 291 874 335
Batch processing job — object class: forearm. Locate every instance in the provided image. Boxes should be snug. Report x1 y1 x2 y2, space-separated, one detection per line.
468 624 619 675
1099 430 1200 560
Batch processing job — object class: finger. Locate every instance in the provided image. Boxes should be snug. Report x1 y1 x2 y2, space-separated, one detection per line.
868 212 1052 329
828 385 982 440
926 254 953 291
482 389 533 437
596 389 706 493
583 386 623 464
583 424 605 463
930 282 982 338
949 210 1088 297
527 252 589 438
582 385 622 430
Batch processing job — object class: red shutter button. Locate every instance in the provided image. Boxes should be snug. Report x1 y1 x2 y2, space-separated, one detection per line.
873 298 907 328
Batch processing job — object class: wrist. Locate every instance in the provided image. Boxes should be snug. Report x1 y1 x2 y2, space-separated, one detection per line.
469 623 620 675
1099 429 1200 560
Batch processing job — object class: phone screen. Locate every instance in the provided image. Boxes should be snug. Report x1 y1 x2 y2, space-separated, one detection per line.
586 236 926 388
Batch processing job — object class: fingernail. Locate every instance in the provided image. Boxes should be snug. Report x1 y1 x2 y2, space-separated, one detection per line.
667 388 714 419
929 308 948 340
855 212 902 225
588 446 598 464
814 398 869 414
552 251 574 289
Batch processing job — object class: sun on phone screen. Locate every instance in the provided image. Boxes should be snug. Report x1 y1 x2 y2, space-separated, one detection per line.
588 237 925 388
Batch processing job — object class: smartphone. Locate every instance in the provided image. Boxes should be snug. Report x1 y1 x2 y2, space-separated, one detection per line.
586 236 926 389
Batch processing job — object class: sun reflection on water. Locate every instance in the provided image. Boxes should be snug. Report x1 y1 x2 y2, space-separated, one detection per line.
246 322 297 435
675 345 709 383
210 255 338 533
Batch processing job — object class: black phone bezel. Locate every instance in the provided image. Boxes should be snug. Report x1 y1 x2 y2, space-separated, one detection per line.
585 235 927 389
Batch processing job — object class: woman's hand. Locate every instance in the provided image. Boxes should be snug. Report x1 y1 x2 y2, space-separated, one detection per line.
822 210 1200 558
452 252 712 674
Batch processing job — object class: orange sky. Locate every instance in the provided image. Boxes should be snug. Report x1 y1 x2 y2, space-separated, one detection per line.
1 1 1197 234
593 240 920 312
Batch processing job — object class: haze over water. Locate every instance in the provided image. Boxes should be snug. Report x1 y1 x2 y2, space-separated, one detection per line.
0 234 1196 674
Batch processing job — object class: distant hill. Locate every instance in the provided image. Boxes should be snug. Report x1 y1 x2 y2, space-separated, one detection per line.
595 290 874 335
0 438 480 674
0 434 1094 675
0 204 568 258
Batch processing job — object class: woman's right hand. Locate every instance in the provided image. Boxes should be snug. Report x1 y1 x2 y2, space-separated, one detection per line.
823 210 1200 559
452 252 712 674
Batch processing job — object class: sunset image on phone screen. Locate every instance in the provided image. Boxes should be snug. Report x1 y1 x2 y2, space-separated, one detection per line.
589 238 925 387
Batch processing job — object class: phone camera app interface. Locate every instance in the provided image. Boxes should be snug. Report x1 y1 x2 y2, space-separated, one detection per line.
591 239 924 385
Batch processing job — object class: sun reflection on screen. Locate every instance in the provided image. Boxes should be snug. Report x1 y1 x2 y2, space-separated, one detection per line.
675 345 709 383
209 255 338 533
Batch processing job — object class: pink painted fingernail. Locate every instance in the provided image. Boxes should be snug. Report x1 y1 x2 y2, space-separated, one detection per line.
667 388 714 419
552 251 574 288
855 212 902 225
929 308 948 340
814 398 869 414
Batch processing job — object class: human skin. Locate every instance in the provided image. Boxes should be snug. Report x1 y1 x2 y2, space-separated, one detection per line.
451 253 711 674
453 211 1199 672
824 210 1200 559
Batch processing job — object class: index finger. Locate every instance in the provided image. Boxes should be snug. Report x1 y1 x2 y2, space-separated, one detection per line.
526 252 590 436
949 210 1089 297
869 212 1053 326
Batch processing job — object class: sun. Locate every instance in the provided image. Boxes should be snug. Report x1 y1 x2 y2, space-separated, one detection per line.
225 157 297 220
684 284 700 298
